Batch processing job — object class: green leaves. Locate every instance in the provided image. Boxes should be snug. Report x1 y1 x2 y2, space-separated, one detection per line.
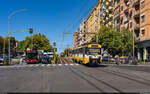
18 33 53 52
92 27 136 56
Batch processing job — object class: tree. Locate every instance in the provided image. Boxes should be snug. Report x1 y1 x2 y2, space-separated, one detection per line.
17 33 53 52
92 26 137 56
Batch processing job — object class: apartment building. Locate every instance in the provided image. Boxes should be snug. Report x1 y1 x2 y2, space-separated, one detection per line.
74 31 79 48
114 0 150 61
73 20 86 48
100 0 114 27
86 1 101 43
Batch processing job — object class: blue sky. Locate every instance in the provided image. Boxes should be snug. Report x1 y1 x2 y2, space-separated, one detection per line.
0 0 98 54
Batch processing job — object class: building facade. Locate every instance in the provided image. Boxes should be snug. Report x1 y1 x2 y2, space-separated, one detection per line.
74 31 79 48
100 0 114 27
86 1 101 43
74 20 86 48
114 0 150 61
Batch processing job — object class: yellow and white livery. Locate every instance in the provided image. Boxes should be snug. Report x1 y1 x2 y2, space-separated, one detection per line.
72 43 102 65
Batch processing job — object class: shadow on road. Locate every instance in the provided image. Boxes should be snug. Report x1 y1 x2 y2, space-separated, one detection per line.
84 64 108 68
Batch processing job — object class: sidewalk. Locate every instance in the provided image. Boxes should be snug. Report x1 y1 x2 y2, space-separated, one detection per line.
138 62 150 65
116 62 150 67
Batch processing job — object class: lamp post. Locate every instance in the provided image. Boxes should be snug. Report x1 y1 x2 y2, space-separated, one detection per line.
7 9 28 65
132 17 137 65
3 29 33 64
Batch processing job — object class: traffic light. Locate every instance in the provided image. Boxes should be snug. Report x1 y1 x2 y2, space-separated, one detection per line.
29 28 33 34
53 42 56 46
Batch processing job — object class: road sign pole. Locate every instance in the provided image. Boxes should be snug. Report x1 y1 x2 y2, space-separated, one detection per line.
53 42 56 64
54 47 55 64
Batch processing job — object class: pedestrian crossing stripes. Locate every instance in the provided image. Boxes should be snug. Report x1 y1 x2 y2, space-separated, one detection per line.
7 63 80 68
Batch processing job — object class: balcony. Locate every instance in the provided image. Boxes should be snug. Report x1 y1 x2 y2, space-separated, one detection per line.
133 0 140 7
124 17 128 24
133 10 140 18
136 37 140 41
114 12 120 19
115 23 120 28
134 24 140 30
124 0 129 5
114 2 120 9
124 7 129 13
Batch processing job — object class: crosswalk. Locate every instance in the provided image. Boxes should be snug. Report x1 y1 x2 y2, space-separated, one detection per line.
8 63 80 68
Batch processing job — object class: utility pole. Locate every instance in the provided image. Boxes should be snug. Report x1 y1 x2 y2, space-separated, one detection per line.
66 44 70 57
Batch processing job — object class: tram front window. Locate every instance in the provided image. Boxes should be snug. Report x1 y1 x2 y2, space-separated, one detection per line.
88 48 101 55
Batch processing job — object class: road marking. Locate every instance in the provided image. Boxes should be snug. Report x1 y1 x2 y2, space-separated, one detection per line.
35 65 39 67
60 58 63 64
29 65 34 67
58 64 62 66
41 64 45 67
52 64 56 66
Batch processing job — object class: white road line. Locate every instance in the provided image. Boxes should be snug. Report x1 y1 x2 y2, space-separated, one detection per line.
29 65 34 67
60 58 63 64
75 64 79 65
52 64 56 66
35 64 39 67
41 64 45 67
58 64 62 66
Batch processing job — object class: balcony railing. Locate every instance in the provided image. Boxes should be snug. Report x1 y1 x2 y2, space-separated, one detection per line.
134 23 140 30
114 12 120 19
114 2 120 9
136 37 140 41
124 17 128 24
133 0 140 7
124 0 129 5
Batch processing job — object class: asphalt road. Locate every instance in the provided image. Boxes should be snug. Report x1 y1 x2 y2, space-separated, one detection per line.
0 57 150 93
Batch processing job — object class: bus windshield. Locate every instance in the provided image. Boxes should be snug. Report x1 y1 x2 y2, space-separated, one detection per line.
26 53 38 59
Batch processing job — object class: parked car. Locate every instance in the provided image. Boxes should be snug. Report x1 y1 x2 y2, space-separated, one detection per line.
42 55 51 64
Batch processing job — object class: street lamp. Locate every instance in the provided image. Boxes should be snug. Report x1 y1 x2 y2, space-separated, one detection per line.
8 9 28 65
131 17 137 65
3 29 33 64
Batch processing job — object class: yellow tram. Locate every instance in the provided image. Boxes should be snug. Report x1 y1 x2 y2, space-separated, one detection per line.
72 43 102 65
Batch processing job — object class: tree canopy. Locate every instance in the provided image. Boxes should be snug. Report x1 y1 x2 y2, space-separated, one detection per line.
18 33 53 52
92 26 135 56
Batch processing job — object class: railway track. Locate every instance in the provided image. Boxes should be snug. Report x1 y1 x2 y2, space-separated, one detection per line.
61 57 124 93
94 68 150 87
